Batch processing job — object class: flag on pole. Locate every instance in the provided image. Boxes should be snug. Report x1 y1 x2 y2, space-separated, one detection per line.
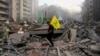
44 10 47 20
40 12 44 24
50 15 61 30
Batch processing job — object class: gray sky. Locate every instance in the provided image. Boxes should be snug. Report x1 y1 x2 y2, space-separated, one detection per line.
39 0 85 13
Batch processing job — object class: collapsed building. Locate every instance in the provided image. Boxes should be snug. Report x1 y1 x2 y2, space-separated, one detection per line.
0 19 100 56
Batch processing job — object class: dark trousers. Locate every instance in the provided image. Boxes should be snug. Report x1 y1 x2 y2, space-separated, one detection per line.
46 34 54 46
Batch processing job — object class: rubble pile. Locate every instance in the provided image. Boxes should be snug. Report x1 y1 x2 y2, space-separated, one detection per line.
1 21 100 56
48 48 58 56
27 50 43 56
26 42 42 48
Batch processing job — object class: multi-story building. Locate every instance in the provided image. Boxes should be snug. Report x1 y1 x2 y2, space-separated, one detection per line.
0 0 9 21
82 0 100 23
9 0 17 22
21 0 32 21
82 0 92 23
0 0 38 22
92 0 100 21
32 0 38 22
15 0 33 22
14 0 38 22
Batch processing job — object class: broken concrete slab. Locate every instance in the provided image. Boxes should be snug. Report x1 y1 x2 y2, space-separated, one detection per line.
9 32 29 44
26 42 42 48
28 50 43 56
89 44 100 52
64 51 72 56
9 33 24 44
83 48 100 56
79 39 90 43
48 49 57 56
54 40 67 47
87 29 100 42
70 28 77 42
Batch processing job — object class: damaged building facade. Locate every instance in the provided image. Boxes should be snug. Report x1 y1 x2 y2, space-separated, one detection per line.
82 0 100 23
0 0 38 22
0 0 100 56
0 0 10 21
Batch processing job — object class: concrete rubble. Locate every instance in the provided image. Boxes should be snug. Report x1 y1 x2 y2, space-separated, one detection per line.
1 21 100 56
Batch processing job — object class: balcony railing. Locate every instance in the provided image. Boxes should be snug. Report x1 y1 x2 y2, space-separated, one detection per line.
23 3 31 8
23 0 31 4
0 6 8 11
23 8 31 15
0 11 8 14
1 0 7 2
0 13 8 18
23 12 31 16
23 7 31 11
0 3 8 8
0 0 8 5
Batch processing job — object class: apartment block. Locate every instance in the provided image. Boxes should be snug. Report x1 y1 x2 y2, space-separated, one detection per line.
0 0 9 20
82 0 100 23
32 0 38 21
15 0 33 22
16 0 38 22
0 0 38 22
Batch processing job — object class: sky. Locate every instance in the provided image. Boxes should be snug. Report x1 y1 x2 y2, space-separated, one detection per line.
39 0 85 13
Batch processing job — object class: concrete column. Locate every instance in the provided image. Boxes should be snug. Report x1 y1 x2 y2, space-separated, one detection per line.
70 28 77 42
11 0 17 22
19 0 23 20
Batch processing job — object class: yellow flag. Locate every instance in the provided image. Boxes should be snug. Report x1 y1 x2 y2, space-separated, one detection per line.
50 15 61 30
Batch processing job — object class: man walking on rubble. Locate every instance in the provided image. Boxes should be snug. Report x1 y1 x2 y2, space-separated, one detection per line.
46 21 54 47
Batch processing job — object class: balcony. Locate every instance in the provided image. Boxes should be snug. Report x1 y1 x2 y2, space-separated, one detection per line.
0 0 8 5
0 13 8 18
23 12 31 17
23 13 31 18
0 6 8 11
23 7 31 12
0 3 8 8
0 11 8 14
23 0 32 4
23 3 31 8
23 16 31 19
23 9 31 15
